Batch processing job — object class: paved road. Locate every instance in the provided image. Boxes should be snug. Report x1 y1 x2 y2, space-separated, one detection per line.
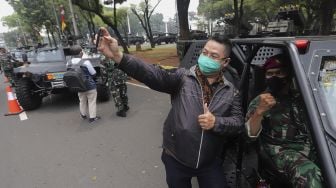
0 75 179 188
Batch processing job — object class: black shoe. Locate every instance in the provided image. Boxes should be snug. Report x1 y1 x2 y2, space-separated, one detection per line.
89 116 101 123
116 110 126 117
80 114 87 119
124 105 130 112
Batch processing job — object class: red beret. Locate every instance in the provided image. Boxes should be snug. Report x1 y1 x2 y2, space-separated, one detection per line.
263 56 285 70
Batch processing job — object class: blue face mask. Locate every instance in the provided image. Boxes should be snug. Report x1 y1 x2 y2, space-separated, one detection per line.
197 54 221 76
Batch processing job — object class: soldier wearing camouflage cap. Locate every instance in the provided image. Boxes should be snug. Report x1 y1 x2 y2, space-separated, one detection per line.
0 48 16 85
245 54 322 187
102 57 129 117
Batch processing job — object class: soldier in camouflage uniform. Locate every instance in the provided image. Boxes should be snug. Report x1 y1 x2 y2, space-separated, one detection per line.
104 57 129 117
0 47 5 74
0 47 16 86
245 54 322 188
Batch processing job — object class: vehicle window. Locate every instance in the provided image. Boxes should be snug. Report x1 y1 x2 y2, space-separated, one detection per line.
36 49 63 62
26 51 35 58
14 51 22 58
251 47 283 65
318 56 336 124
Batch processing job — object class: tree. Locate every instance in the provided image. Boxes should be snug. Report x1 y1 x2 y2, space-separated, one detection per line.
5 0 58 46
103 0 126 29
252 0 335 35
130 0 162 48
150 13 165 33
176 0 190 39
318 0 336 35
72 0 129 53
116 7 130 41
78 8 97 38
128 11 145 35
198 0 232 20
3 30 18 47
3 0 90 47
233 0 245 35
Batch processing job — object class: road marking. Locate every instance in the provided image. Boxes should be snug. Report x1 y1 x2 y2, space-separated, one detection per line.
12 93 28 121
19 111 28 121
127 82 149 89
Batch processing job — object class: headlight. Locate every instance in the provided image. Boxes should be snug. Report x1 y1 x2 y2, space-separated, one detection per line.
46 73 54 80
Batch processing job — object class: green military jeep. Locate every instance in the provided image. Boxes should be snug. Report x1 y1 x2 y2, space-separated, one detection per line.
13 46 110 110
180 36 336 188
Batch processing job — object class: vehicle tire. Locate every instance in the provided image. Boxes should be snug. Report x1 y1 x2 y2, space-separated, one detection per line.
16 77 42 110
97 84 110 102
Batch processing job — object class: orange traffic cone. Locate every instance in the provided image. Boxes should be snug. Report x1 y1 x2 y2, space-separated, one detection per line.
4 85 23 116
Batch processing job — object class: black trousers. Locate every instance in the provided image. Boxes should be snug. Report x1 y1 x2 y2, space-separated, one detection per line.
161 151 227 188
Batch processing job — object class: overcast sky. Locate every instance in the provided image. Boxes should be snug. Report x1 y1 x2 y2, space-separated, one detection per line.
120 0 199 21
0 0 14 33
0 0 199 33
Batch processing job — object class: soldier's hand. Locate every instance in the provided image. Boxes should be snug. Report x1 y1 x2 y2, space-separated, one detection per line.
256 93 276 115
96 27 123 63
198 103 215 130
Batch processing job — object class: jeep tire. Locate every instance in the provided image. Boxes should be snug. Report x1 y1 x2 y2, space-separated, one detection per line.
16 77 42 110
97 84 110 102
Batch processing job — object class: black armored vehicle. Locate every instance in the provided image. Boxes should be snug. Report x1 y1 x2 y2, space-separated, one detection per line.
13 46 110 110
180 36 336 188
121 35 145 46
153 33 177 45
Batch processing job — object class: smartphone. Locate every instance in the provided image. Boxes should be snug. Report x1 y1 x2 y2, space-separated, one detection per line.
95 28 103 50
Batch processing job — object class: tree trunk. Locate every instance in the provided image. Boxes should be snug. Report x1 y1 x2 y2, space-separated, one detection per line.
89 12 96 36
51 30 57 47
176 0 190 40
145 8 155 48
46 29 52 47
239 0 244 25
319 0 335 35
131 8 156 48
114 1 117 29
87 21 93 37
233 0 239 35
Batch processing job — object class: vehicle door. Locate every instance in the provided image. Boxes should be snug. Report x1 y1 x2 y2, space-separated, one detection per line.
298 40 336 187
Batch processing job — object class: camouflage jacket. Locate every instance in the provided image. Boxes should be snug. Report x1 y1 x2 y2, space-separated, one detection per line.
246 94 314 158
103 58 128 86
0 53 12 71
0 53 22 71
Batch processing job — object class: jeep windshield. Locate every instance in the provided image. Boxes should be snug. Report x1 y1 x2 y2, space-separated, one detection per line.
35 49 64 63
318 55 336 126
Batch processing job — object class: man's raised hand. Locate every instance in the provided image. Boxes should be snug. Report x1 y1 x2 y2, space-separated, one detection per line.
96 27 123 63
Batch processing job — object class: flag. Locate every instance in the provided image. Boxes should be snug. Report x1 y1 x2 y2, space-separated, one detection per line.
60 5 66 32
